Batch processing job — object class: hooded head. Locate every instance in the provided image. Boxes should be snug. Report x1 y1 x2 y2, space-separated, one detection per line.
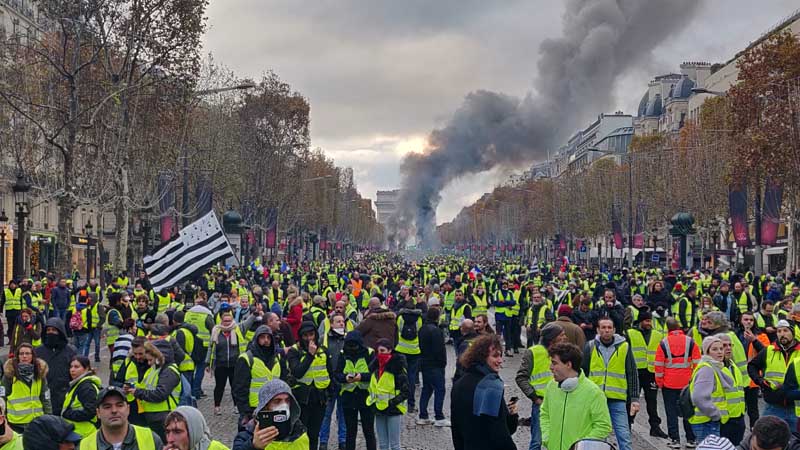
343 330 367 356
151 339 175 366
43 317 68 349
23 415 82 450
254 379 305 441
250 325 276 361
167 406 211 450
539 322 565 348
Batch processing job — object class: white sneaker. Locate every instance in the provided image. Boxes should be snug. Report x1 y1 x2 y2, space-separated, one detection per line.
434 419 451 427
416 418 433 425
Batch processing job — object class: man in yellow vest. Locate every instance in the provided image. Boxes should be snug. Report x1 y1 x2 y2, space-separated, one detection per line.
183 296 214 399
81 385 162 450
582 317 638 450
747 319 800 430
232 326 286 428
624 309 668 438
286 321 332 450
3 279 22 343
232 379 310 449
514 322 566 450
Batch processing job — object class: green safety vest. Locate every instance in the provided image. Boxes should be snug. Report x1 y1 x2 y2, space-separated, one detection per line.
6 377 44 426
4 288 21 311
79 425 156 450
292 345 330 389
340 353 372 393
366 370 407 414
472 293 488 316
396 315 421 355
185 310 211 348
527 345 552 398
448 303 470 331
63 375 101 436
764 345 800 390
240 351 282 407
172 327 196 373
136 364 181 413
722 364 745 418
688 362 729 425
588 341 629 401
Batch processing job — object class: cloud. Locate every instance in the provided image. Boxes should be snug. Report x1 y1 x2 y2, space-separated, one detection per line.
203 1 800 225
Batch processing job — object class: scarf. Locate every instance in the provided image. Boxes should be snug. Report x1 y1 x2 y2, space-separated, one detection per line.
210 321 238 347
17 363 34 384
472 363 504 418
377 353 392 377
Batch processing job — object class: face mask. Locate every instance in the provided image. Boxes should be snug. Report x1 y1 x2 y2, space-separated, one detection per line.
43 335 60 348
333 327 345 336
377 353 392 365
267 402 292 439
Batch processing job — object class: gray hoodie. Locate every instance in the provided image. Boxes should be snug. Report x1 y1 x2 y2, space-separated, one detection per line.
582 333 640 402
690 355 734 421
232 379 307 450
173 406 213 450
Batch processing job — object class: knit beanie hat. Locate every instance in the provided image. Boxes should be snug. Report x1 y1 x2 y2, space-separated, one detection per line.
539 322 564 348
702 335 722 355
697 435 734 450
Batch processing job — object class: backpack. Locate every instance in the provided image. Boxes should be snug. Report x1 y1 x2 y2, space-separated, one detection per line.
69 311 83 331
400 313 419 341
167 364 196 407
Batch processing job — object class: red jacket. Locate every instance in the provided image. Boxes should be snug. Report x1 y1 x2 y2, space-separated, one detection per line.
285 303 304 341
655 330 701 389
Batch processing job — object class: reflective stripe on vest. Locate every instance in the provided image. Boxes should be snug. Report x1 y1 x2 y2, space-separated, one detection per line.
173 327 196 373
4 288 22 311
689 362 729 424
137 365 181 412
396 315 421 355
340 355 371 393
449 304 469 331
528 345 552 398
6 378 43 425
626 329 648 370
588 341 629 400
63 375 101 436
722 365 745 418
292 345 330 388
764 345 800 389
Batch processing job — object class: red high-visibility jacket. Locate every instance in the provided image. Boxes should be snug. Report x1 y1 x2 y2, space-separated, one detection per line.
654 330 701 389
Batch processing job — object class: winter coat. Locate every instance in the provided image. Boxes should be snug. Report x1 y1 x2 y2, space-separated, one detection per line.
418 320 446 370
555 316 585 349
355 308 398 349
34 318 76 416
61 372 101 425
1 358 53 420
50 286 71 310
571 309 597 341
748 341 800 406
367 352 408 416
451 364 518 450
10 317 41 353
596 302 626 332
540 372 612 450
286 322 334 406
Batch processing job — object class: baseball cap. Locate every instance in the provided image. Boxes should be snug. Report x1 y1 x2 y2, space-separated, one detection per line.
97 386 127 403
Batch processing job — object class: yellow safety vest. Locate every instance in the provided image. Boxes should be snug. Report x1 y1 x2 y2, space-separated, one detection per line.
688 362 729 424
154 294 171 315
790 359 800 417
184 310 211 348
62 375 101 436
670 297 694 329
6 377 44 426
4 288 22 311
722 364 745 418
448 303 470 331
172 327 196 373
588 341 629 401
340 353 371 393
366 370 407 414
472 293 488 316
120 358 140 402
764 345 800 390
79 424 156 450
292 345 330 389
494 290 512 315
528 345 552 398
626 329 648 370
104 309 122 346
396 315 421 355
736 292 750 313
240 351 282 408
136 364 181 413
258 435 310 450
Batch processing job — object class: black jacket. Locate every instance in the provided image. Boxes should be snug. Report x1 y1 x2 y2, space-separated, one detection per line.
419 321 446 370
133 341 180 423
35 317 77 415
451 364 518 450
232 326 287 417
748 341 800 406
61 373 101 424
367 352 408 416
286 323 334 406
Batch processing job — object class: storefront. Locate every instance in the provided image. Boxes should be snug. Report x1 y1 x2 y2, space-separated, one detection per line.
70 236 98 280
29 233 56 274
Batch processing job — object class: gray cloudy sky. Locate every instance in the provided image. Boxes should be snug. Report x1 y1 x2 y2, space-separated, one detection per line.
202 0 799 223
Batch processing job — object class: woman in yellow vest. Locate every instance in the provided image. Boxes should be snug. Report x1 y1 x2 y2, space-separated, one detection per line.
286 321 332 450
9 309 41 352
1 343 51 433
366 338 409 450
718 334 746 444
62 356 101 437
688 336 734 442
124 340 181 443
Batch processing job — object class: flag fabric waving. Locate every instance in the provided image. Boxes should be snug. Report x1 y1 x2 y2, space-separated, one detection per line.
144 211 235 291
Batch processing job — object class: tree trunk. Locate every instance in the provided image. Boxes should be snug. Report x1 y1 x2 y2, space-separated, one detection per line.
56 195 74 275
114 167 130 274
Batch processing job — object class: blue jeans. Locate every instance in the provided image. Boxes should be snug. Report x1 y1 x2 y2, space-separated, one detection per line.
691 420 720 443
419 367 445 420
74 331 91 357
55 308 67 322
607 400 632 450
193 359 207 397
529 402 541 450
405 354 420 408
319 393 346 446
764 403 797 431
92 328 102 359
375 414 401 450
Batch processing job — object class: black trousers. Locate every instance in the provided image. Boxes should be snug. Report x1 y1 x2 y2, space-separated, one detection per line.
744 387 760 428
300 400 326 450
721 415 745 445
213 366 235 407
5 310 18 345
662 387 695 442
343 406 376 450
629 369 661 431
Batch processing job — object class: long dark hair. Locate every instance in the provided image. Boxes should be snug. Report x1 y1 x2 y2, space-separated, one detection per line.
12 343 43 380
70 355 96 377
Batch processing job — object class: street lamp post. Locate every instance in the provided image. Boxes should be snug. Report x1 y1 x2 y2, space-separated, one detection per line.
12 172 31 279
85 219 94 281
0 210 8 288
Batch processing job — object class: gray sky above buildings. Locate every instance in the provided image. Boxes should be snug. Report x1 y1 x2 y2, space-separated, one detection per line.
202 1 800 224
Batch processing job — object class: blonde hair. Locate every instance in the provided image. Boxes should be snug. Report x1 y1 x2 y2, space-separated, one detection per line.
143 341 165 366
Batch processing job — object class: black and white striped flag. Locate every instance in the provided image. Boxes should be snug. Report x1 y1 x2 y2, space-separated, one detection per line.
144 211 235 291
